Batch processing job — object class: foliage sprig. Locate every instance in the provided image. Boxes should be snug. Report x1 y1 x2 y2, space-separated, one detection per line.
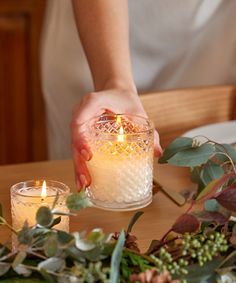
0 137 236 282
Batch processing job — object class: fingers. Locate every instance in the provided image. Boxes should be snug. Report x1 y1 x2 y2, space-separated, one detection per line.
73 148 91 191
71 123 92 160
71 122 92 191
154 130 163 157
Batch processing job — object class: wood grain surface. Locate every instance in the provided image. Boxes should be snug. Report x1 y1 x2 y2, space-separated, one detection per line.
0 160 192 252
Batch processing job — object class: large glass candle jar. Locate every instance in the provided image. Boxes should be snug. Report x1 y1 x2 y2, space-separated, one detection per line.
82 114 154 211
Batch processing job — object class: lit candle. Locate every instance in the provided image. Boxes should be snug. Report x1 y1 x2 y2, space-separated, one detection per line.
85 114 154 211
117 116 125 143
11 180 70 232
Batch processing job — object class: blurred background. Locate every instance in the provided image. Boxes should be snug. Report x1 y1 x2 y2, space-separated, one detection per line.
1 1 236 166
0 0 47 165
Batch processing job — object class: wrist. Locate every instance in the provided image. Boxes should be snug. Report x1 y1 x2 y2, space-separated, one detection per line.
95 77 137 95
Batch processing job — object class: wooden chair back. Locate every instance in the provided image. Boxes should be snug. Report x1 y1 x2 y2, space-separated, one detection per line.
140 85 236 148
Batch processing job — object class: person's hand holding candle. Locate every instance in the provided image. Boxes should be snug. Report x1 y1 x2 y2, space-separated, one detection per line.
71 87 162 189
71 1 162 189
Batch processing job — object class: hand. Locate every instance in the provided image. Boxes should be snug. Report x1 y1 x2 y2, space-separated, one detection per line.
71 88 162 190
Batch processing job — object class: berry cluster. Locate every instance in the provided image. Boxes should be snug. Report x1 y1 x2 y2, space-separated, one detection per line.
149 231 228 280
182 232 228 266
151 247 188 276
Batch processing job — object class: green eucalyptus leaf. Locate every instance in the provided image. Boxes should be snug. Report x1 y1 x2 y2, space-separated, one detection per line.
110 230 125 283
127 211 143 234
17 221 33 245
47 216 61 229
0 262 10 276
197 178 207 195
65 246 85 263
158 137 193 164
168 144 214 167
12 251 27 268
196 179 219 201
83 246 103 261
201 161 224 186
57 231 73 244
204 199 220 212
36 207 53 227
44 235 58 257
38 257 65 272
39 268 56 283
87 228 105 243
215 144 236 162
0 245 10 259
74 232 95 251
66 192 91 211
13 264 32 277
176 258 221 283
102 242 115 257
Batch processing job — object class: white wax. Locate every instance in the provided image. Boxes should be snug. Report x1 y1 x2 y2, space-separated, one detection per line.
87 150 153 204
11 187 69 232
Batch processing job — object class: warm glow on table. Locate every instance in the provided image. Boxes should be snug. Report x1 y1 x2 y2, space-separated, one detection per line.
0 160 191 252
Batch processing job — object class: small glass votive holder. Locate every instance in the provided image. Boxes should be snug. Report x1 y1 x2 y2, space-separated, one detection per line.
11 180 70 235
80 114 154 211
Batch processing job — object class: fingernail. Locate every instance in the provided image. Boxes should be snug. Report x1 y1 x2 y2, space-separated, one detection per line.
154 147 163 158
76 179 82 191
79 174 87 188
80 149 90 161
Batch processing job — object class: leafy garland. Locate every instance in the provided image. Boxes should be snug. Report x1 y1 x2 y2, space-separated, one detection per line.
0 137 236 283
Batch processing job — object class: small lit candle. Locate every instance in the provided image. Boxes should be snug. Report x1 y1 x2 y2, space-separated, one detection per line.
11 180 70 232
85 114 154 211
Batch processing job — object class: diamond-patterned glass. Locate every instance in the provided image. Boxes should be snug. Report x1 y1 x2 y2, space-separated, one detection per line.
82 114 154 211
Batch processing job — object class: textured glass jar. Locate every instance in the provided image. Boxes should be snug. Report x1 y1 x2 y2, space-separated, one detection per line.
11 180 70 243
83 114 154 211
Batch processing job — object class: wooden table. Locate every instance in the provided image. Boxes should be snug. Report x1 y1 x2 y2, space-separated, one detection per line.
0 160 192 251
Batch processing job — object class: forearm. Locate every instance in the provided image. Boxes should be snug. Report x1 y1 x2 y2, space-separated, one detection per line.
72 0 136 92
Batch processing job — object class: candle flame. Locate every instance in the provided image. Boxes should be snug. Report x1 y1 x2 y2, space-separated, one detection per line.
41 181 47 199
117 116 125 142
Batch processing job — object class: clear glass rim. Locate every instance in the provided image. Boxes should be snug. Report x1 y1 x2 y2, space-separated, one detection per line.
10 179 70 198
80 113 154 136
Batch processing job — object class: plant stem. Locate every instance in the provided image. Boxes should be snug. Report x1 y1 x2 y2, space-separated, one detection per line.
192 136 236 174
217 250 236 269
215 151 236 175
0 217 17 234
20 264 65 277
0 251 17 262
160 229 172 243
28 250 47 260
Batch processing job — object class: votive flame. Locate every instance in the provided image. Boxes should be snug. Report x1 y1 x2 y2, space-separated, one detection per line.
41 181 47 199
117 116 125 142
